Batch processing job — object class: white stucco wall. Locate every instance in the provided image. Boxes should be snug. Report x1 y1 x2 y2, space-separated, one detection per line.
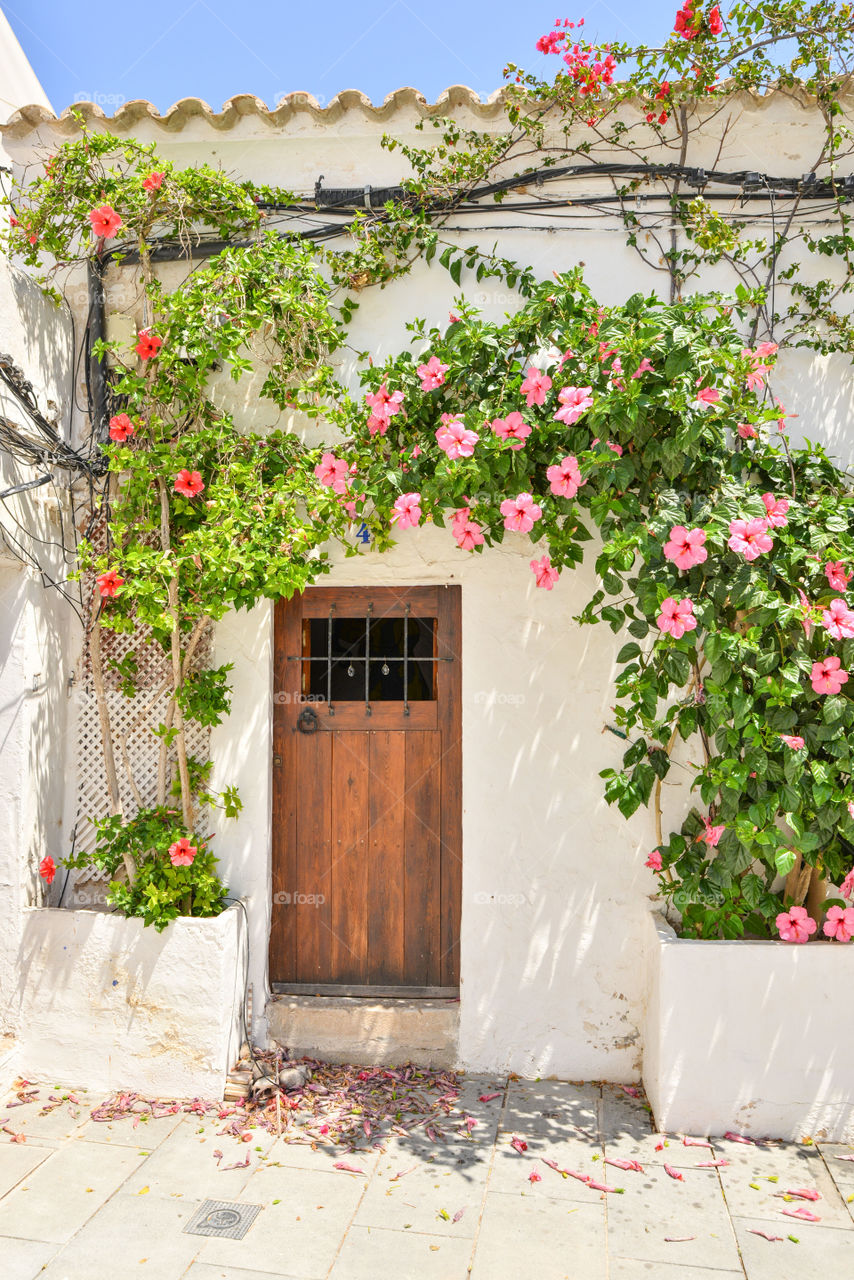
3 88 854 1083
644 913 854 1141
0 135 76 1048
8 903 247 1096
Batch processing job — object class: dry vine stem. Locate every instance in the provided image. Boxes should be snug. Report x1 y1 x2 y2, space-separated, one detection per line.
158 477 194 831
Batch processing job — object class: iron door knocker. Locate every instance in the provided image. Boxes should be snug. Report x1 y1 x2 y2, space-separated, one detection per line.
297 707 319 734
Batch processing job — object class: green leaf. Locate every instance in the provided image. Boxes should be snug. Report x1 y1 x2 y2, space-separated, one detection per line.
775 848 797 877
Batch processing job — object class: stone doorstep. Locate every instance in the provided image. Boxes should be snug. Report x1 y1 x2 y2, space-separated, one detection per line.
266 995 460 1069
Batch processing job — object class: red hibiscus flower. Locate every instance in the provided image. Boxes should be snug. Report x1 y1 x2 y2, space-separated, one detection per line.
174 470 205 497
87 205 123 238
39 856 56 884
108 413 135 442
142 172 164 192
135 330 163 361
96 570 124 598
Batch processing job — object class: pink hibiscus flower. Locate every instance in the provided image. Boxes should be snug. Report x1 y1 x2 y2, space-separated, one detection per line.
779 734 805 750
547 455 585 499
169 838 197 867
416 355 449 391
500 493 543 533
88 204 123 238
455 519 485 551
776 905 817 944
645 849 663 871
436 418 479 460
700 817 725 847
530 555 560 590
663 525 707 571
822 597 854 640
826 561 853 592
761 493 789 528
811 656 849 694
390 492 422 530
736 422 757 440
174 469 205 497
520 367 553 406
365 383 404 428
314 453 350 493
553 385 594 425
727 518 773 561
656 597 697 639
591 438 624 455
632 358 655 379
753 341 779 360
491 411 531 450
695 385 721 405
823 905 854 942
108 413 134 442
840 867 854 900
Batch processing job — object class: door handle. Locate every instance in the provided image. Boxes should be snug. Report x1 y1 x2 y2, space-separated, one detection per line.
296 707 319 734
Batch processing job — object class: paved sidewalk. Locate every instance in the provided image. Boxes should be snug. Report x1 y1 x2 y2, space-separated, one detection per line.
1 1075 852 1279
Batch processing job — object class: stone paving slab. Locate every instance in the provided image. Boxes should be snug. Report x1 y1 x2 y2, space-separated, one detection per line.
470 1192 608 1280
605 1162 743 1272
2 1074 854 1279
732 1214 853 1279
0 1237 59 1280
0 1138 145 1244
38 1191 202 1279
817 1142 854 1223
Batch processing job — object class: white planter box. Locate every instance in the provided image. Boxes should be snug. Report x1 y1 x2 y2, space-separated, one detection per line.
643 911 854 1142
6 902 247 1098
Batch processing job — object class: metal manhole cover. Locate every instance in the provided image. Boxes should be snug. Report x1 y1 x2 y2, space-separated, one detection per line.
183 1199 262 1240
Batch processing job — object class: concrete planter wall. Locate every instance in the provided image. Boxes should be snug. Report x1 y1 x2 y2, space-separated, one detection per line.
643 911 854 1142
6 902 247 1098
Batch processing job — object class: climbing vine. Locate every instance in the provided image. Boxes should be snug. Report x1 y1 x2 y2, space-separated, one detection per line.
4 3 854 939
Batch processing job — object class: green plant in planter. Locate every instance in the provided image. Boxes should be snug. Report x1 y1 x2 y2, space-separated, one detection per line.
66 808 227 931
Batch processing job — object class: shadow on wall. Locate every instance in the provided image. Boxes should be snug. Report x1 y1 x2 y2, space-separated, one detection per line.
454 549 653 1081
775 347 854 461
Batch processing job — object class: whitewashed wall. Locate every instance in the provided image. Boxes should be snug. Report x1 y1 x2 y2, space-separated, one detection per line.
0 135 75 1051
3 89 854 1080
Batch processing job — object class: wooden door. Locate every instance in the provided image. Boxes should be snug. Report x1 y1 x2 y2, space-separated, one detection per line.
270 585 461 995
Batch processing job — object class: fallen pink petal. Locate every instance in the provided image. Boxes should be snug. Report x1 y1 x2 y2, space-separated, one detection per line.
664 1165 684 1180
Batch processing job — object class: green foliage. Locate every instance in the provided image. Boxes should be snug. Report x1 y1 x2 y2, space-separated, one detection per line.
66 807 227 931
329 270 854 938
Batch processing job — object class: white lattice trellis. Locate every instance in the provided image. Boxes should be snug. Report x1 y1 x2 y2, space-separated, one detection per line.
74 619 213 862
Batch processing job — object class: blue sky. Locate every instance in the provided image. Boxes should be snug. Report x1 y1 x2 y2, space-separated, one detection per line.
6 0 677 115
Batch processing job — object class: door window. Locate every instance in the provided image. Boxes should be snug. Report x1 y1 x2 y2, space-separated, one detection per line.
302 615 437 703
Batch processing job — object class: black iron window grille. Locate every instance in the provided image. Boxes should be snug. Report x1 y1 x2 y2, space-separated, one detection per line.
288 603 448 715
